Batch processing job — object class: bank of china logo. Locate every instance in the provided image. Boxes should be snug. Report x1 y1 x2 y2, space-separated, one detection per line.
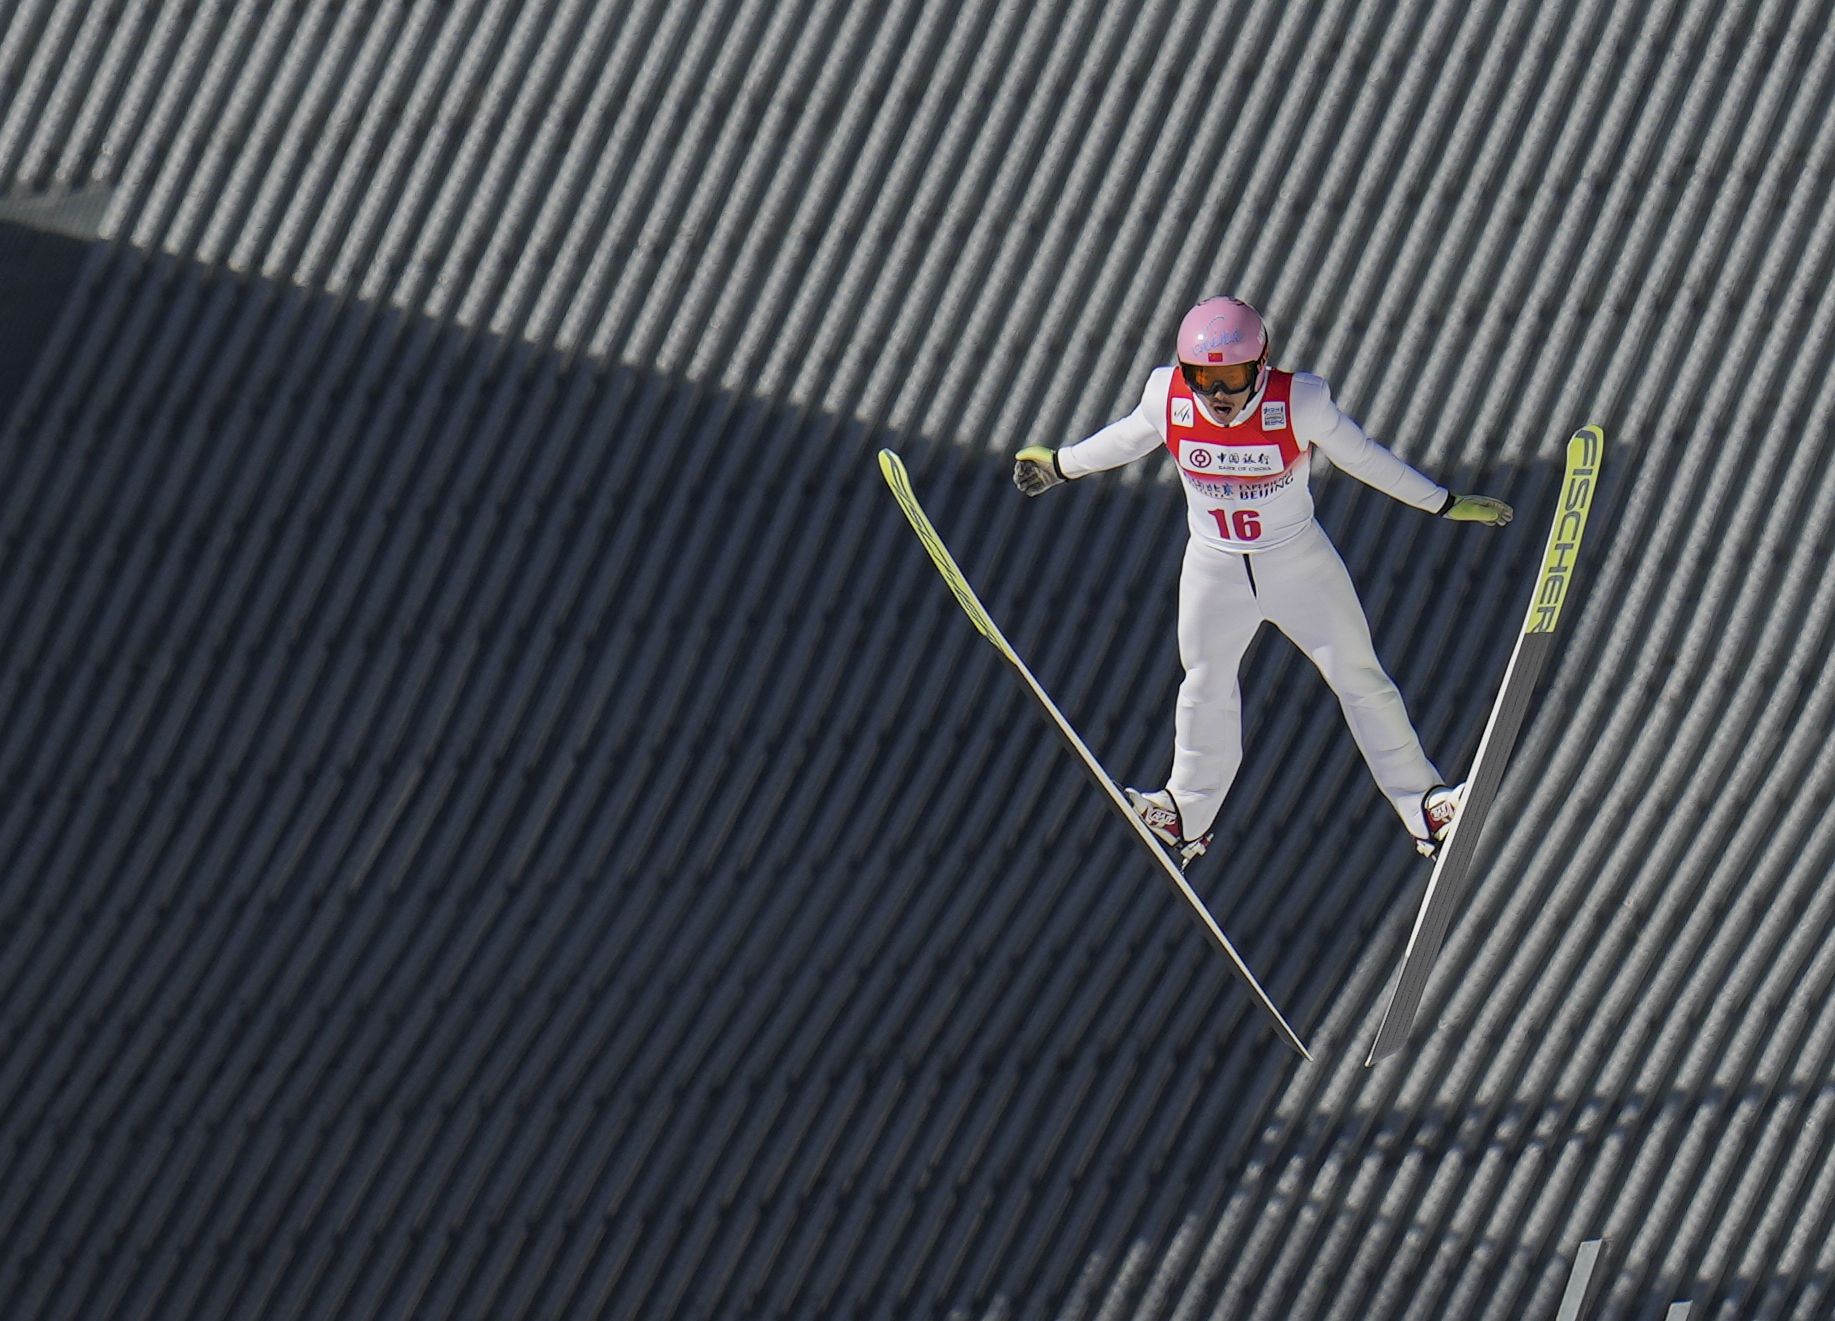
1183 441 1283 477
1262 401 1287 430
1171 397 1194 427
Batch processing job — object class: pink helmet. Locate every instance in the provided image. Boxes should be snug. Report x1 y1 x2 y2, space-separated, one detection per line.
1178 295 1267 365
1175 296 1269 419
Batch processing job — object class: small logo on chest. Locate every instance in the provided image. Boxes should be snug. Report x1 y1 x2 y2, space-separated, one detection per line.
1261 401 1287 430
1171 397 1194 427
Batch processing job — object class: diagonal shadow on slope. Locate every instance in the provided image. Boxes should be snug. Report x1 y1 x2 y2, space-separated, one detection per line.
0 232 1606 1321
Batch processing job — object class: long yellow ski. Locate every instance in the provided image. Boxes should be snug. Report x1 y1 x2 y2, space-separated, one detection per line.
879 449 1310 1060
1366 424 1605 1063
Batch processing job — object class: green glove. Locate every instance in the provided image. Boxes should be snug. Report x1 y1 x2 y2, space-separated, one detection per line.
1013 445 1066 497
1441 493 1513 526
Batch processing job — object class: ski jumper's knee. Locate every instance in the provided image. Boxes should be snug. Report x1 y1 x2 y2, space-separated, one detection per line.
1314 648 1401 708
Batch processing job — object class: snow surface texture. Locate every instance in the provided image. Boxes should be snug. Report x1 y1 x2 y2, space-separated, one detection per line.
0 1 1831 1318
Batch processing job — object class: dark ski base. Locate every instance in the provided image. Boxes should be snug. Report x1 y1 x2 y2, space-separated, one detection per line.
1367 424 1604 1064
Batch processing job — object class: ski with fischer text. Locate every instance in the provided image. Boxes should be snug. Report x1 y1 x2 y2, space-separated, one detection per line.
1366 424 1605 1064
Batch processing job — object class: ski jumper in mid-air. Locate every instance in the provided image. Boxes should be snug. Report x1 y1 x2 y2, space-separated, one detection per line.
1013 296 1513 866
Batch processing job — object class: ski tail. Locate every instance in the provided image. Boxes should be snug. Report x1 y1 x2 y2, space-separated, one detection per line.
879 449 1310 1060
1366 424 1603 1064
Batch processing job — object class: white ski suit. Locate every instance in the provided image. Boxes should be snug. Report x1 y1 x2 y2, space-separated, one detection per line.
1058 364 1446 840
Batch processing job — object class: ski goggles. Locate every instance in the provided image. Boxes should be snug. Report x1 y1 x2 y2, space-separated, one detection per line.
1182 360 1258 396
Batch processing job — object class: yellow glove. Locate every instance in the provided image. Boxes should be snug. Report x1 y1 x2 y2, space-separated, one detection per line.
1441 493 1513 526
1013 445 1066 496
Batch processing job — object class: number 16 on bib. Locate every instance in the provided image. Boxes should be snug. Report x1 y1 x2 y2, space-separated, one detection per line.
1366 425 1604 1065
1209 507 1263 542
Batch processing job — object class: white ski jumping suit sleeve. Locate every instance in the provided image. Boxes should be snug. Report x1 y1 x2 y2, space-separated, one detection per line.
1056 371 1172 478
1292 373 1446 512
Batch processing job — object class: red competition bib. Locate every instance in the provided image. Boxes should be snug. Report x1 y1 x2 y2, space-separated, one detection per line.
1165 368 1310 547
1165 368 1304 489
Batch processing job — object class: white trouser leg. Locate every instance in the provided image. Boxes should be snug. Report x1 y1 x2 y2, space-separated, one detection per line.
1254 522 1441 835
1164 523 1441 840
1165 539 1262 838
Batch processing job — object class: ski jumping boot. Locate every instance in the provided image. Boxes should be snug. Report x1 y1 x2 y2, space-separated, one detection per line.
1416 782 1466 857
1125 788 1212 870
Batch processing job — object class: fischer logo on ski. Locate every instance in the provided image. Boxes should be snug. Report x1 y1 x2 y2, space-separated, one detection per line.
1529 428 1601 633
